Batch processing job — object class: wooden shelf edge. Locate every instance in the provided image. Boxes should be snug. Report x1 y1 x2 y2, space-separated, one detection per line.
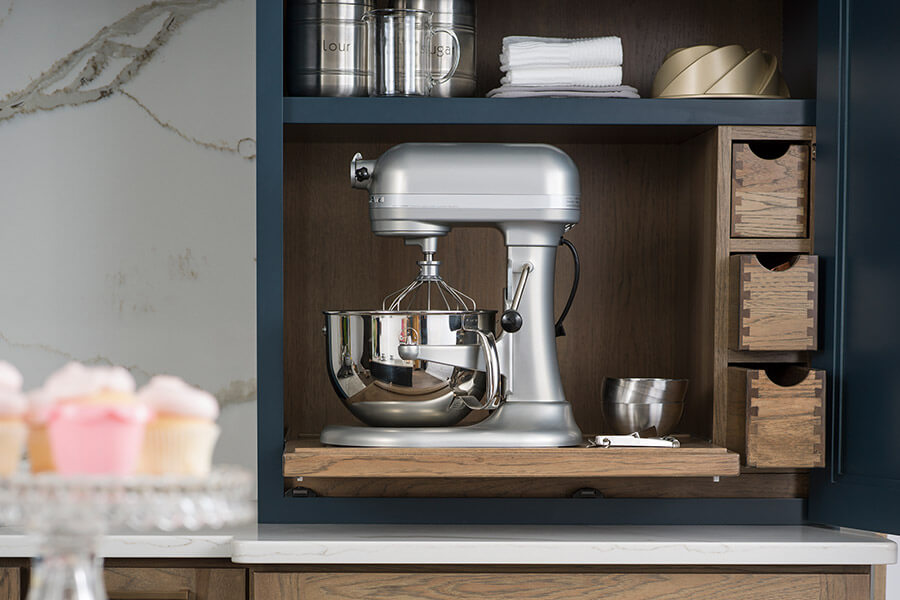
283 437 741 479
727 350 809 364
728 238 812 254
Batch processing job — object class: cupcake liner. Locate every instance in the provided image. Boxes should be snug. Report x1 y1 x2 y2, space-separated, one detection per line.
0 420 27 476
27 424 54 473
48 414 147 475
139 421 220 476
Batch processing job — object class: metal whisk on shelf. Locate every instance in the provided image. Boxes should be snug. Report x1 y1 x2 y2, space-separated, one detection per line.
382 240 475 312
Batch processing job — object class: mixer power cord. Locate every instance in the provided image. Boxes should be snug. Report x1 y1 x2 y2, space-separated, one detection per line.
555 238 580 337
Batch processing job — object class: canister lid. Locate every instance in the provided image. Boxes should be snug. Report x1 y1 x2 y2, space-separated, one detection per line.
292 0 374 4
390 0 475 26
286 0 375 21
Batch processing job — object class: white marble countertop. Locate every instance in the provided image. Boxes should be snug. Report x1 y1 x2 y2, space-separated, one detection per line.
0 524 256 559
234 525 895 566
0 525 894 565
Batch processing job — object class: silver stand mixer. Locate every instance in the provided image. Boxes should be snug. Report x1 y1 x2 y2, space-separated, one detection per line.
321 143 583 447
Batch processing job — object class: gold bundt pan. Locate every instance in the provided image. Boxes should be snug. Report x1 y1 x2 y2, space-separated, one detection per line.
652 44 790 98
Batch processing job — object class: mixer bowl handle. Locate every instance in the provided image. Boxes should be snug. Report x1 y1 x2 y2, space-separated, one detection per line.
397 330 502 410
458 329 502 410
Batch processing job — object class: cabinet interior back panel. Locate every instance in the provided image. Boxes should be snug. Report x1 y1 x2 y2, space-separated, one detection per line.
474 0 785 96
283 140 713 439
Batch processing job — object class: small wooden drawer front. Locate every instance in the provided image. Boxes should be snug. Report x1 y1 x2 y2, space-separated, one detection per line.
730 254 818 351
729 367 826 468
731 142 810 239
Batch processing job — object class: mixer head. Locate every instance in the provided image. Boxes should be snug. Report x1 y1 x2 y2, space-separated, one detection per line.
382 237 475 312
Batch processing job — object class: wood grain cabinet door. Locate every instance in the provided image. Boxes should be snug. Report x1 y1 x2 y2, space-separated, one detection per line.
0 568 20 600
104 567 245 600
251 572 869 600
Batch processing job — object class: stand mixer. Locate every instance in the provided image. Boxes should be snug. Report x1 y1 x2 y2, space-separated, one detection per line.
321 143 583 447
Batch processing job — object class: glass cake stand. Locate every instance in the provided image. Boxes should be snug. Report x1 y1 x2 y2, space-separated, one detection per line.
0 467 255 600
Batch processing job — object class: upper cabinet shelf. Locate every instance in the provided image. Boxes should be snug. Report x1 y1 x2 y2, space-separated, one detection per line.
283 97 815 127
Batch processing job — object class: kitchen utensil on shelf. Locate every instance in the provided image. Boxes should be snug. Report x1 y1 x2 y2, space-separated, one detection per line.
588 429 681 448
391 0 476 97
363 8 461 97
600 377 688 435
285 0 373 96
321 143 582 447
652 45 790 98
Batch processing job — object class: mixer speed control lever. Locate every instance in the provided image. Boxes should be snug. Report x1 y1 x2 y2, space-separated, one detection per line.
500 310 523 333
501 263 533 333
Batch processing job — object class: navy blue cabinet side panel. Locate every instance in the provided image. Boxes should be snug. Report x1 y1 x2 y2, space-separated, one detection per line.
809 0 900 533
257 0 286 523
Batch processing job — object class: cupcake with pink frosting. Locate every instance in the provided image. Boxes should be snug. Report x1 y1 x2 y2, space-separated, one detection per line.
44 362 152 475
0 362 27 475
137 376 220 476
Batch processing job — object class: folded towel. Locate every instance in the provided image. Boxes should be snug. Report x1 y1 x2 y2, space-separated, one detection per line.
500 36 623 69
487 84 639 98
500 66 623 87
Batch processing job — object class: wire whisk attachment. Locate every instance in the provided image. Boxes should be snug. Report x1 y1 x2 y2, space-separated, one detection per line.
383 253 476 311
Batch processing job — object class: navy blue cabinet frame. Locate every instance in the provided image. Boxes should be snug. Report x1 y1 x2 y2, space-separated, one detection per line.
258 1 894 529
807 0 900 534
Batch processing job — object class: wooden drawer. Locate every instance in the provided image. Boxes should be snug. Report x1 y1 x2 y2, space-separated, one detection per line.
730 254 818 351
252 571 868 600
728 367 826 468
104 567 245 600
0 567 21 600
731 142 810 239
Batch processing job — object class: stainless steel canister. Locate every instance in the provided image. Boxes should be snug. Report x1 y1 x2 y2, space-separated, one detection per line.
391 0 475 97
285 0 373 96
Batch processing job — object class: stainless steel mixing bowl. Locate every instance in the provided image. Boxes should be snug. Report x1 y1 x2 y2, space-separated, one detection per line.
600 377 688 435
324 310 497 426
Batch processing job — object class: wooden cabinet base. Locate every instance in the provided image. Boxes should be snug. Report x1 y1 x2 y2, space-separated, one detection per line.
252 571 869 600
0 561 880 600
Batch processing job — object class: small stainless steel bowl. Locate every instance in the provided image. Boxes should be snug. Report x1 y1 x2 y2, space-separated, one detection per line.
600 377 688 435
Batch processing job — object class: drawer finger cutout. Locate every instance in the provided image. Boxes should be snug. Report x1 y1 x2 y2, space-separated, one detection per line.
730 254 818 351
732 141 811 239
727 367 826 468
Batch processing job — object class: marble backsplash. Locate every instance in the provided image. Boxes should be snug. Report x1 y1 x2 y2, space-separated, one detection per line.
0 0 257 475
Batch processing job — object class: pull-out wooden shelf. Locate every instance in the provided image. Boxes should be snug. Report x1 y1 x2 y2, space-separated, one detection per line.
283 437 740 479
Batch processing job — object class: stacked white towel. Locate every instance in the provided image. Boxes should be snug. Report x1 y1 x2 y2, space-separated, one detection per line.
501 36 623 70
501 65 623 88
489 35 639 98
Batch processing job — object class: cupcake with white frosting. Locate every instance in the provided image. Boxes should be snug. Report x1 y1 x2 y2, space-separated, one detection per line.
137 375 220 476
0 362 27 475
44 362 151 475
25 386 56 473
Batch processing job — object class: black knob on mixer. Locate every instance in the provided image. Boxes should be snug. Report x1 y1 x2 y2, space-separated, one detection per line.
355 167 370 182
501 309 523 333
